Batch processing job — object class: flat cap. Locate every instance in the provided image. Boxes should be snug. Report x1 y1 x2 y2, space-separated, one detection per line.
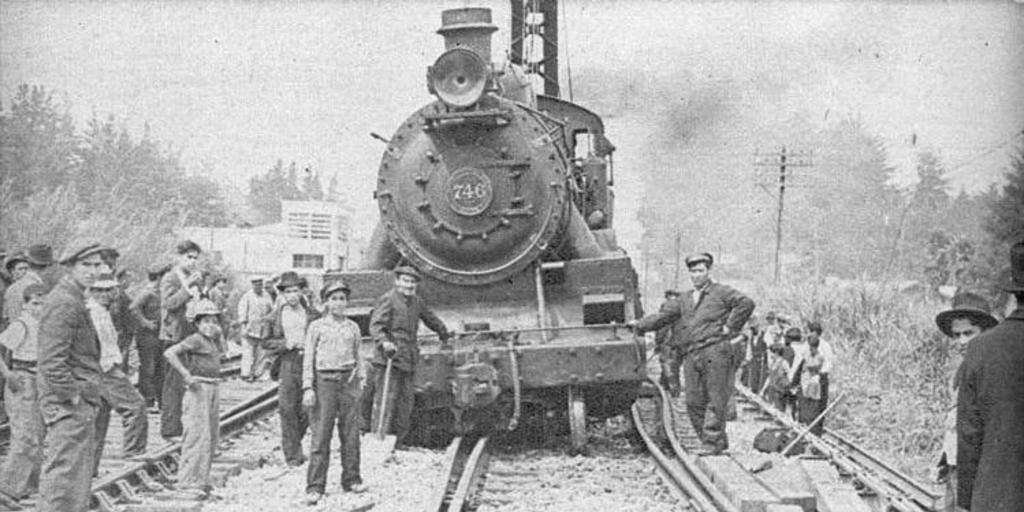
60 242 119 265
685 252 714 269
394 265 421 281
321 279 351 301
147 262 172 278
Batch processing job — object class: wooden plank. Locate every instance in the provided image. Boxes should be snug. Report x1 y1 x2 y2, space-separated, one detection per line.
766 505 805 512
755 462 816 512
698 455 780 512
799 459 872 512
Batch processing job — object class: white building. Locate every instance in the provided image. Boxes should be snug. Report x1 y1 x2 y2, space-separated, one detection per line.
181 200 351 279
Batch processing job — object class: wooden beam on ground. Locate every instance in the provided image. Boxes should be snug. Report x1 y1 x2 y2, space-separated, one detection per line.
698 455 781 512
799 459 873 512
754 461 817 512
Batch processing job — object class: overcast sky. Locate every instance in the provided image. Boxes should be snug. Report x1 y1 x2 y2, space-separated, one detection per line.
2 0 1022 257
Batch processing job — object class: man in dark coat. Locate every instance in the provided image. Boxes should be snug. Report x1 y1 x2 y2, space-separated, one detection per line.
957 240 1024 512
36 242 118 512
368 265 449 446
633 252 755 455
131 262 170 411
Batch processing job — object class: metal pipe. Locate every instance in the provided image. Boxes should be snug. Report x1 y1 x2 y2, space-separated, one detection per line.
534 263 548 343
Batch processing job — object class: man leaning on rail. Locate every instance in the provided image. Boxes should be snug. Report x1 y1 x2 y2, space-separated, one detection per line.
630 252 755 456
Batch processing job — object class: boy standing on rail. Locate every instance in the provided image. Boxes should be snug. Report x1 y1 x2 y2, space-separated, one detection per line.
164 299 224 500
302 279 367 505
0 283 48 508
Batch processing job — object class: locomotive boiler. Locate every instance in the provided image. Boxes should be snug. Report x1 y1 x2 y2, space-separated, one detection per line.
338 4 646 451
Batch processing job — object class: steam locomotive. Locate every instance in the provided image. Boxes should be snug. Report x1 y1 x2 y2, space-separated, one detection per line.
338 4 646 451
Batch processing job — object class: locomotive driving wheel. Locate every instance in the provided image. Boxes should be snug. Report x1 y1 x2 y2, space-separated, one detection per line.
567 385 588 454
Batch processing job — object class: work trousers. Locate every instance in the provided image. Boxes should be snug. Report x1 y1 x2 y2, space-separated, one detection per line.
360 364 376 432
160 339 185 438
38 395 99 512
135 329 164 406
277 350 309 466
0 368 44 498
742 343 767 393
371 364 414 444
796 373 829 435
658 344 683 397
306 371 362 494
241 335 269 379
179 381 219 490
683 340 733 451
93 367 149 475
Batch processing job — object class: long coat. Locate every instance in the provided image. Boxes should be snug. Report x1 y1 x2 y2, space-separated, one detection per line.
637 281 755 348
37 276 104 404
957 307 1024 512
369 289 449 372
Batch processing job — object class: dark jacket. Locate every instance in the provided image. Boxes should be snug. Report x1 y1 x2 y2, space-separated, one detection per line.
265 297 320 353
638 281 755 348
957 307 1024 512
130 282 161 334
370 289 449 372
159 268 195 342
37 276 103 404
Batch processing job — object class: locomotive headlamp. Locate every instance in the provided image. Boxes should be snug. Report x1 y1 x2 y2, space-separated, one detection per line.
428 48 489 108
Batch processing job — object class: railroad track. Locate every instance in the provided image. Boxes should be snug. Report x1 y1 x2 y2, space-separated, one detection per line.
631 377 941 512
425 435 491 512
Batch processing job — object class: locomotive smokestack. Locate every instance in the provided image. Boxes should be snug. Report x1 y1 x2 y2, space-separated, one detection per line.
437 7 498 64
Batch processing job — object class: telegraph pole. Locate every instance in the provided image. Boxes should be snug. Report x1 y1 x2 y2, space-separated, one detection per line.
673 232 681 289
754 146 813 283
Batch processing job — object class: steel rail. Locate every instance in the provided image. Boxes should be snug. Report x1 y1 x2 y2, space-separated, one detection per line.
424 437 464 512
630 379 738 512
447 437 490 512
823 428 940 509
734 385 936 512
89 382 280 510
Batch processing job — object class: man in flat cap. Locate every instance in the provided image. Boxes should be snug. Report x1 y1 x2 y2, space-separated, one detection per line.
36 242 118 512
367 265 450 447
3 244 54 327
236 275 274 382
958 240 1024 512
130 262 171 412
632 252 755 455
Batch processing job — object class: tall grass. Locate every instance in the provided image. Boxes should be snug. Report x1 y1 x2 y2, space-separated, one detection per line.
758 280 955 479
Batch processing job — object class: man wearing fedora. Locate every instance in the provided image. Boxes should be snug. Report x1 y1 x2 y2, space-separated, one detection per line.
958 240 1024 512
36 242 118 512
267 271 318 467
3 244 54 327
632 252 755 455
933 290 997 512
368 265 450 447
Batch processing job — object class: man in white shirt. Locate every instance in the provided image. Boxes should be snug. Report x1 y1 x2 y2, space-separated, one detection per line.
268 271 315 466
236 276 273 381
788 320 835 433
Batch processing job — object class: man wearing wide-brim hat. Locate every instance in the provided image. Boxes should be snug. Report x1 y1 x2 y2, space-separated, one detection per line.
366 264 450 447
932 290 997 511
3 244 55 326
958 240 1024 512
36 241 118 512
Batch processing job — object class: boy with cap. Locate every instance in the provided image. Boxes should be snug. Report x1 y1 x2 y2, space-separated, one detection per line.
86 273 148 473
632 252 755 455
368 265 450 447
165 299 225 500
0 283 48 507
931 291 997 511
237 275 274 382
302 279 366 505
267 271 317 467
37 241 117 512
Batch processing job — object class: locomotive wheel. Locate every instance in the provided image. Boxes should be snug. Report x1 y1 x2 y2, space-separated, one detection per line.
567 386 588 454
